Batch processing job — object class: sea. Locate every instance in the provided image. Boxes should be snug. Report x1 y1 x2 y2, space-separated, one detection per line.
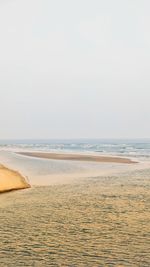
0 139 150 266
0 139 150 159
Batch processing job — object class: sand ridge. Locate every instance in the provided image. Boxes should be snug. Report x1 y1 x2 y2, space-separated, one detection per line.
0 164 30 193
18 152 138 164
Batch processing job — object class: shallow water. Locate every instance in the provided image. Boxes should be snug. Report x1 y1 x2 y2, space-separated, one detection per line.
0 169 150 266
0 151 139 186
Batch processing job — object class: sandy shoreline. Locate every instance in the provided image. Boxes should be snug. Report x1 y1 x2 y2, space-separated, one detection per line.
0 164 30 193
18 152 137 164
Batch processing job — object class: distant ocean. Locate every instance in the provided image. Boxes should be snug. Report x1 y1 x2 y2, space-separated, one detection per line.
0 139 150 159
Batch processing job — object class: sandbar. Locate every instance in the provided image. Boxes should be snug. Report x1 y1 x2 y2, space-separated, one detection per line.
18 152 137 164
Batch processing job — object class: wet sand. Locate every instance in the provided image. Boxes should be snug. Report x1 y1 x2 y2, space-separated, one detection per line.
18 152 137 164
0 164 30 193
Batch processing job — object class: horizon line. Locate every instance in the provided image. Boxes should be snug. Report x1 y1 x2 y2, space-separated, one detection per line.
0 137 150 141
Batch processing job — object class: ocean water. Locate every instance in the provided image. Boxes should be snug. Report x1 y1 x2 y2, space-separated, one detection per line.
0 139 150 159
0 139 150 266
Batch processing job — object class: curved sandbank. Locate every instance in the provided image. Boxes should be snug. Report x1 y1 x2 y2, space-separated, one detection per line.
18 152 138 164
0 164 30 193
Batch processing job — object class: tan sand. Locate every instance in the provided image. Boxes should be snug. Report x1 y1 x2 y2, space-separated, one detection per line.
19 152 137 164
0 164 30 193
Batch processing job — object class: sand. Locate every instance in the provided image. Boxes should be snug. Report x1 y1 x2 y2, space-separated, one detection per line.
0 168 150 266
0 164 30 193
18 152 137 164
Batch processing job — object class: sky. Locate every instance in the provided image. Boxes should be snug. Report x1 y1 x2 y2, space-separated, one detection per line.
0 0 150 139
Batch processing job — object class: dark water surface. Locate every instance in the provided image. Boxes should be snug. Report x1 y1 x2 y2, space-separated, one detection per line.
0 169 150 266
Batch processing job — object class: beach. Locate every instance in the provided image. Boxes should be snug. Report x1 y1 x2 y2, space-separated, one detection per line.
0 164 30 193
0 166 150 266
0 142 150 266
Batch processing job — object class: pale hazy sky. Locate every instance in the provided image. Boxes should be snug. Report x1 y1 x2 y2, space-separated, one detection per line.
0 0 150 139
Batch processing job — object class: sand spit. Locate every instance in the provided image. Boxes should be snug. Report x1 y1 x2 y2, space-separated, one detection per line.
18 152 137 164
0 164 30 193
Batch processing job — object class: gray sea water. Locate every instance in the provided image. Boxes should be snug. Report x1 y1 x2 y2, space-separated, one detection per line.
0 139 150 159
0 139 150 266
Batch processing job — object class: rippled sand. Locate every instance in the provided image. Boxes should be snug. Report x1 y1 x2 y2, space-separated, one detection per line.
0 169 150 266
